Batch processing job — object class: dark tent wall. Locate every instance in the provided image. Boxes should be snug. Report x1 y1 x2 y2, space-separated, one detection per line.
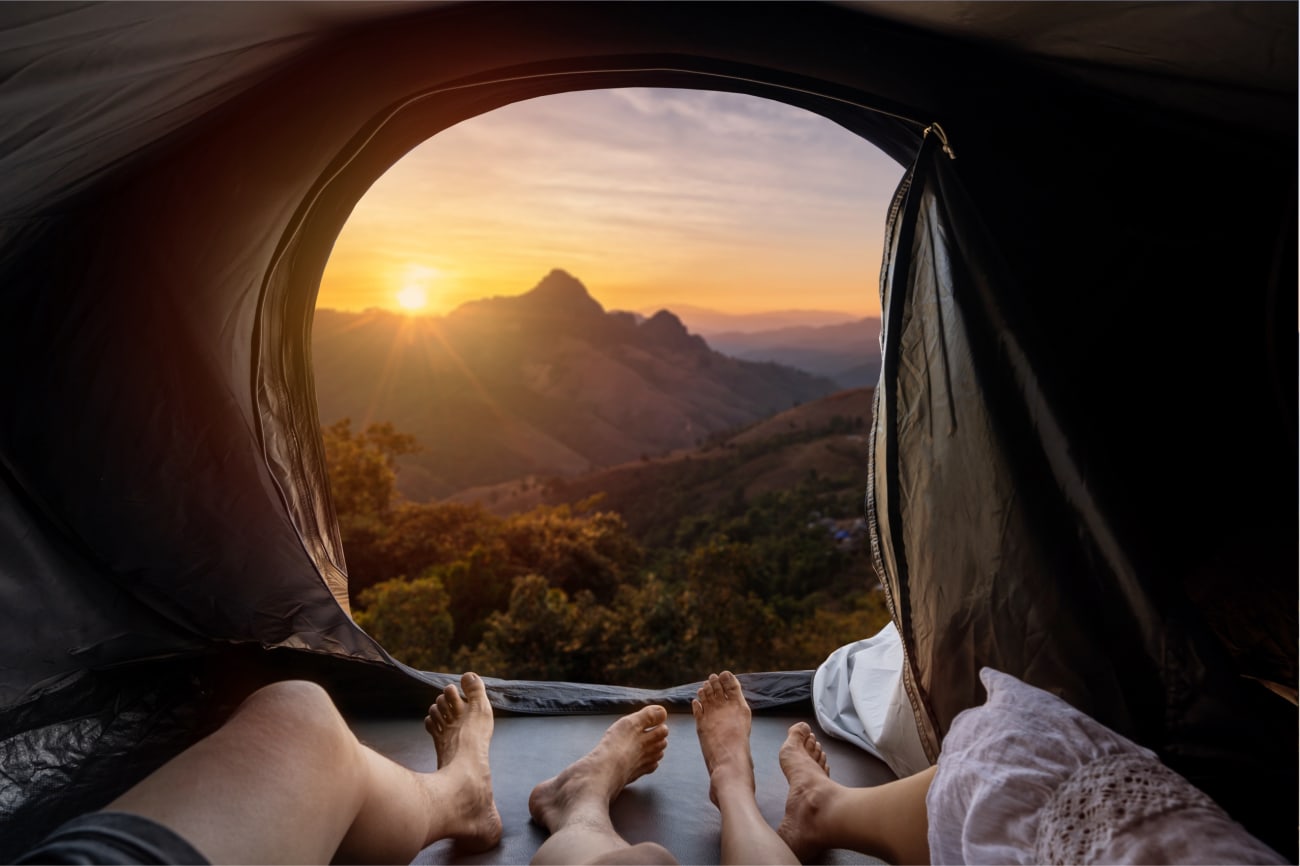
874 129 1296 850
0 0 1294 858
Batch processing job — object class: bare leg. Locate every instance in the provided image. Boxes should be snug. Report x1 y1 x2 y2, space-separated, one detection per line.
106 674 502 865
528 706 677 866
693 671 799 866
777 722 934 865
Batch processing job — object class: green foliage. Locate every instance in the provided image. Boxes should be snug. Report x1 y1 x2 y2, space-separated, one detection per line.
322 418 419 522
674 537 784 676
461 575 619 683
595 575 695 685
376 501 500 579
354 575 454 672
321 419 423 596
428 543 514 650
496 504 641 602
326 418 891 686
774 590 893 670
666 485 853 607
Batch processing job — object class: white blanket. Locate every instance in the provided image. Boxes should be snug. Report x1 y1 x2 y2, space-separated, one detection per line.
811 621 932 779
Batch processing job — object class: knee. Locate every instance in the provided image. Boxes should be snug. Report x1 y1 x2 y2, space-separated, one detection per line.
234 680 352 753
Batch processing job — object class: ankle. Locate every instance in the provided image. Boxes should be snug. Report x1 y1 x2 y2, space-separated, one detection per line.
710 764 756 800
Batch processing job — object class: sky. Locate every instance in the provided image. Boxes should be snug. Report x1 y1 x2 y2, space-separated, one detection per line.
317 88 904 319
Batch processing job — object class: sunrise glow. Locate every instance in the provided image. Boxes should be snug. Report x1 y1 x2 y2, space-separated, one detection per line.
317 89 903 318
396 284 427 312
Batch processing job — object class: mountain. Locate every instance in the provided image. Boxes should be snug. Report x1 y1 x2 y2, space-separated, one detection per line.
312 270 839 500
654 304 861 334
703 317 883 388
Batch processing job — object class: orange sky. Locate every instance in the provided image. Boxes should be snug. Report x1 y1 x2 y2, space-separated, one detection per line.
318 88 904 319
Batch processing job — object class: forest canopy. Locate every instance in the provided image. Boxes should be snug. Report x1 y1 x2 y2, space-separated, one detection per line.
325 417 889 686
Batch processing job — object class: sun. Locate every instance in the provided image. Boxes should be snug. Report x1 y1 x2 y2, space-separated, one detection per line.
396 283 428 312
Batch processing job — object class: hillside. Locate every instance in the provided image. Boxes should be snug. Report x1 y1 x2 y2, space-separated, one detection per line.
450 386 876 547
329 384 887 686
312 270 839 499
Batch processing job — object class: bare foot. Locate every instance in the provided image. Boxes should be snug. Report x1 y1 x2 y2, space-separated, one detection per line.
529 705 669 832
692 671 755 807
776 721 836 862
425 673 486 769
422 672 503 852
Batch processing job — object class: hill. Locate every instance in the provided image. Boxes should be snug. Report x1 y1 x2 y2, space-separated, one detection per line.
450 386 876 548
703 317 882 388
312 270 839 499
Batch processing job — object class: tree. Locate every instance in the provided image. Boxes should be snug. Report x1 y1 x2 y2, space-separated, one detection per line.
429 542 515 652
497 504 642 603
321 418 420 522
375 501 501 585
354 575 454 672
775 590 893 669
321 419 422 601
325 416 884 686
600 574 692 686
464 574 592 680
675 537 783 676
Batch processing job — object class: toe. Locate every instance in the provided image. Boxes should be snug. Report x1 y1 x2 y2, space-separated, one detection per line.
634 704 667 729
443 682 464 713
462 671 487 701
719 671 740 698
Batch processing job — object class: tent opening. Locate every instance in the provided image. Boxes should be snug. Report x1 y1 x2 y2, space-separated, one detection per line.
310 87 905 687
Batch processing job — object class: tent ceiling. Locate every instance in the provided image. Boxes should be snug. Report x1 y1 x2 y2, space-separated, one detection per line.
857 1 1296 91
0 2 426 217
2 2 1292 220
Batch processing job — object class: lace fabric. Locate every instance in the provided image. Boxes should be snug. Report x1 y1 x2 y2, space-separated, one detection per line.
926 668 1286 865
1033 753 1214 864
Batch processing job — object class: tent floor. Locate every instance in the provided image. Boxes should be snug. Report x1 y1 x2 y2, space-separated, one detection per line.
349 710 895 865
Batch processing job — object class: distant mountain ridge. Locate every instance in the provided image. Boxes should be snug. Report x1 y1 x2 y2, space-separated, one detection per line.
313 270 839 500
705 317 883 388
656 304 861 334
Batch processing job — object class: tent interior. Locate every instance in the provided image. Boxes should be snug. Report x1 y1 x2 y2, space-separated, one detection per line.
0 1 1294 862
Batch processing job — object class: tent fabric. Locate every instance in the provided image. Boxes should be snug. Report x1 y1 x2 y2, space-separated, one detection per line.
871 85 1296 854
0 0 1293 859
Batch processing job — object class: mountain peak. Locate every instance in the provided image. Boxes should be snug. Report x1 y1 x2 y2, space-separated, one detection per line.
639 309 708 352
522 269 605 316
642 309 687 334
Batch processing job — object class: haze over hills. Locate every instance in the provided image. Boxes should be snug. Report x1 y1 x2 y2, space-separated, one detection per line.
313 270 839 500
654 304 861 334
704 318 883 388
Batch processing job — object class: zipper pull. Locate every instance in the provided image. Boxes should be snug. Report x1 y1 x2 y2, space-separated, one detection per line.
923 122 956 160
